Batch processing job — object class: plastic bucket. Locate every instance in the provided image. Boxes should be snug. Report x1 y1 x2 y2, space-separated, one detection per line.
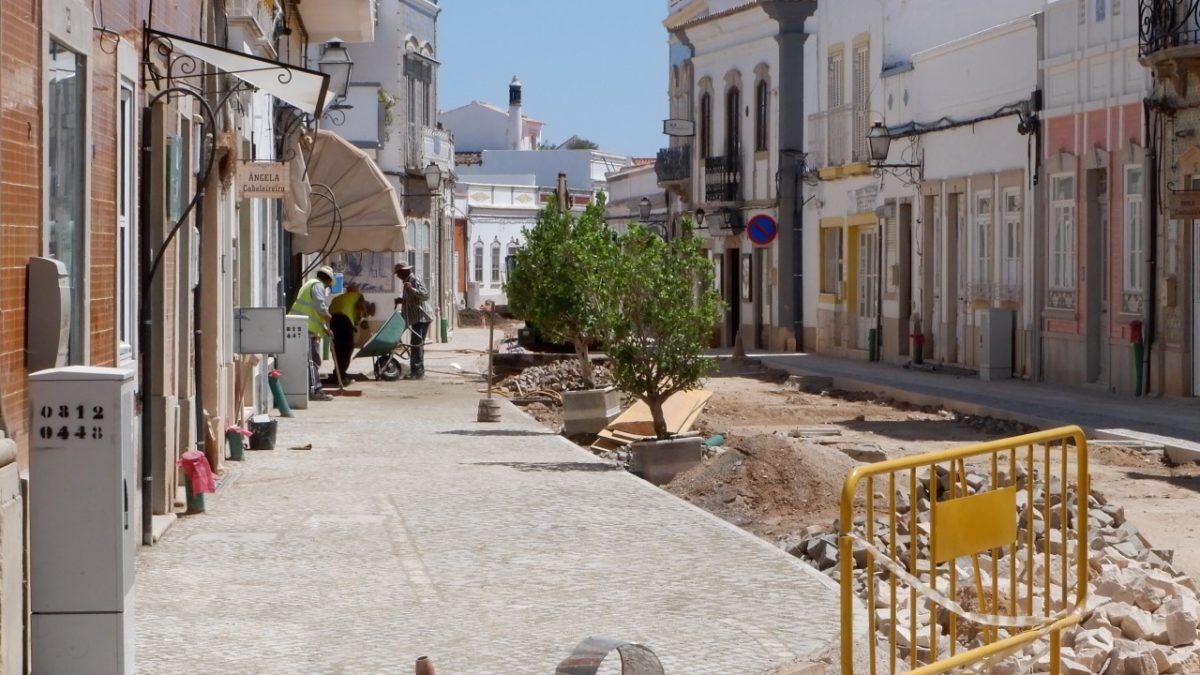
248 415 277 450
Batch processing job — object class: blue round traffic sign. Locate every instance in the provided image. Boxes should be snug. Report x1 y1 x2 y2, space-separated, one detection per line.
746 214 778 246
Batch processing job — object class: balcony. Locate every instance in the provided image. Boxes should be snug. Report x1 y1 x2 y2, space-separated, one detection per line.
296 0 375 43
406 123 454 171
807 112 827 168
655 144 691 183
1139 0 1200 77
704 154 741 203
226 0 275 53
827 104 852 167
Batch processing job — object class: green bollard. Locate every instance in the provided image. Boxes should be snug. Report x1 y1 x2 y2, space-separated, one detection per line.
225 430 245 461
440 318 449 343
268 374 293 417
184 475 205 514
868 328 879 362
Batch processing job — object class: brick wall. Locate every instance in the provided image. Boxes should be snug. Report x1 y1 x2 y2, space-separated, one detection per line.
0 0 43 453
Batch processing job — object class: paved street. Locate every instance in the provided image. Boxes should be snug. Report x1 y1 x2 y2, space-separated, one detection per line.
135 335 843 674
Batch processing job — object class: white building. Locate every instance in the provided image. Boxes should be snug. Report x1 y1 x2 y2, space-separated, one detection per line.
442 78 545 151
804 0 1043 374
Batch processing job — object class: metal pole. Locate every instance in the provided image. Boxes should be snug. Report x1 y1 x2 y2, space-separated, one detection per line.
487 301 495 398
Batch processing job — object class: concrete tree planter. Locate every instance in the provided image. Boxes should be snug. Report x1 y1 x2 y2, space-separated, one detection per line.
561 387 621 436
629 436 703 485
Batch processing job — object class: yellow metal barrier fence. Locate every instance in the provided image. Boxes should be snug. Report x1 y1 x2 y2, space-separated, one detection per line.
839 426 1089 675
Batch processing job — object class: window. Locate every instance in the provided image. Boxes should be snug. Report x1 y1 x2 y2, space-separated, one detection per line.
754 80 769 152
1050 175 1077 290
47 39 88 364
118 83 136 360
1096 0 1106 21
821 228 843 295
473 241 483 283
490 241 502 284
699 92 712 159
725 85 740 159
974 192 993 287
1002 189 1023 290
828 52 845 107
852 44 870 161
1124 167 1144 293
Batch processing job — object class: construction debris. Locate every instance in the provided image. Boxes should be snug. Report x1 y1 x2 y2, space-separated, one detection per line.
591 390 713 453
495 359 612 397
788 469 1200 673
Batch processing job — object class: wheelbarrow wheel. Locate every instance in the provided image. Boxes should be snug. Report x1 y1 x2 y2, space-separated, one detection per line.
375 355 403 381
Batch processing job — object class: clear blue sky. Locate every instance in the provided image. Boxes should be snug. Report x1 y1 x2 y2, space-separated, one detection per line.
438 1 668 158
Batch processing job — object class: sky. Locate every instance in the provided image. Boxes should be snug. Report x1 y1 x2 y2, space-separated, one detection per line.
438 1 669 158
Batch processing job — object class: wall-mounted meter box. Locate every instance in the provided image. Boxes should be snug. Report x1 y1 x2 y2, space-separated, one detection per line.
280 315 310 410
26 257 70 372
234 307 285 354
29 365 137 675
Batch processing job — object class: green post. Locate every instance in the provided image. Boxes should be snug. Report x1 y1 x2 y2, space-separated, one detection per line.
868 328 879 363
225 430 245 461
322 334 330 360
184 475 205 514
1134 342 1145 397
268 376 293 417
440 318 449 343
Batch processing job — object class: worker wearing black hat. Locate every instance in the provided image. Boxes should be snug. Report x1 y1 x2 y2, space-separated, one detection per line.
393 262 433 379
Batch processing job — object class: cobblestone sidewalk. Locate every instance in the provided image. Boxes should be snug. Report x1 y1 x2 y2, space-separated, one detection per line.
135 340 842 674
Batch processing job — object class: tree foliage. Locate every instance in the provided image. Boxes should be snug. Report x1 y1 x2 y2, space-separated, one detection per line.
598 222 724 439
505 195 615 389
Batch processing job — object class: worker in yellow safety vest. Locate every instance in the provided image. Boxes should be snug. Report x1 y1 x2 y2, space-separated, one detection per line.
328 282 375 382
289 266 335 401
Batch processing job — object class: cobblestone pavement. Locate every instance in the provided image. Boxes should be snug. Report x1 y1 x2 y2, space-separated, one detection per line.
135 336 842 674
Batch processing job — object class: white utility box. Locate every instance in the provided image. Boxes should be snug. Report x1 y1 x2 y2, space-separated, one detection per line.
29 365 137 675
280 314 310 410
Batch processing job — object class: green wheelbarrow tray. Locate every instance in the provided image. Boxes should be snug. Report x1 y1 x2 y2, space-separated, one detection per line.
353 311 410 381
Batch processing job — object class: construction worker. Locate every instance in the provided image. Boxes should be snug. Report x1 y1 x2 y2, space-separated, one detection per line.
328 282 373 382
290 266 335 401
393 262 433 380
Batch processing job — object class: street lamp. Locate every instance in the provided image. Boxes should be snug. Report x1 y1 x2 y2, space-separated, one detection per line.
866 120 922 179
423 162 443 192
318 40 354 101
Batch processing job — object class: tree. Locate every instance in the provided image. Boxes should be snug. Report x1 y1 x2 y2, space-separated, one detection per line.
599 222 724 440
562 137 600 150
505 195 615 389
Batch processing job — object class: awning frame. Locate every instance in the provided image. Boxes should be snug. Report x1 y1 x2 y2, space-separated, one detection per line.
143 28 331 117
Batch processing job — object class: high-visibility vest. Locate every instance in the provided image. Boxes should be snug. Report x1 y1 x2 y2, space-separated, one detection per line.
289 279 326 335
329 290 363 326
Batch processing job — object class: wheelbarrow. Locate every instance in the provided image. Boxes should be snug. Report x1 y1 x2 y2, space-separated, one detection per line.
352 311 410 381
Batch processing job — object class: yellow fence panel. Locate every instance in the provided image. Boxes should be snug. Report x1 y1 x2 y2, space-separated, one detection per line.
839 426 1089 675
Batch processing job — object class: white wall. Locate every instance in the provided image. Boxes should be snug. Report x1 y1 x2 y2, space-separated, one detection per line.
442 103 512 153
458 149 629 192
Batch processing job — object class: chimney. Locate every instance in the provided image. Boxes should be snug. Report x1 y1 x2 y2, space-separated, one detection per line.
508 76 524 150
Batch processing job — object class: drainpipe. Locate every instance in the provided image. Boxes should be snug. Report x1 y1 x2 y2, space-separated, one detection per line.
1143 100 1159 396
139 110 154 546
193 160 205 456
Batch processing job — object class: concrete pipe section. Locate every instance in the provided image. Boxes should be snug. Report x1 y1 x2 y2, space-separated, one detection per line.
556 637 665 675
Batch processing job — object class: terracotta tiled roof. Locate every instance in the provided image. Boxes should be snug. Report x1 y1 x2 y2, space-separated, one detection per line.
674 1 761 31
631 158 657 166
455 152 482 166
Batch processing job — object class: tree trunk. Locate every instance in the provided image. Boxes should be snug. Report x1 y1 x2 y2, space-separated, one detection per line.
573 338 594 389
649 398 669 440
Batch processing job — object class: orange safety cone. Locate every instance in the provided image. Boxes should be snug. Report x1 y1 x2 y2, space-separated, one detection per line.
415 656 436 675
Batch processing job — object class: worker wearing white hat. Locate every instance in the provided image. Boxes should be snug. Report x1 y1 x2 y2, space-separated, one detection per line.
289 266 336 401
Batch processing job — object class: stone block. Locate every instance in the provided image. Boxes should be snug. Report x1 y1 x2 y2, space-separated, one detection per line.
561 387 622 436
629 436 704 486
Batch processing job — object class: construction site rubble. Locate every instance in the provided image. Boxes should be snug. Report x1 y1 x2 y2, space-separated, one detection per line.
788 464 1200 673
495 360 612 398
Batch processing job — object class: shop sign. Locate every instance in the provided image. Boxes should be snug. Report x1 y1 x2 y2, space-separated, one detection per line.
238 161 288 199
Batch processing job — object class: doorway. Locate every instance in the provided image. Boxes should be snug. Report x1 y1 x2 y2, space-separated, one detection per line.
945 193 963 363
857 227 880 350
922 195 939 359
1086 168 1110 386
898 202 913 357
726 249 741 347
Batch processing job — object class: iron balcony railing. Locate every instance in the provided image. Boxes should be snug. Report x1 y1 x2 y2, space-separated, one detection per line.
1139 0 1200 57
704 154 741 203
655 144 692 183
226 0 275 40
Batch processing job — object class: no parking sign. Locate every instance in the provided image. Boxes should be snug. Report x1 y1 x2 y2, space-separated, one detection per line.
746 214 778 246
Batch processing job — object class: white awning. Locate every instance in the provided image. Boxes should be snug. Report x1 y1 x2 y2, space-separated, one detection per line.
148 29 330 117
291 130 407 253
